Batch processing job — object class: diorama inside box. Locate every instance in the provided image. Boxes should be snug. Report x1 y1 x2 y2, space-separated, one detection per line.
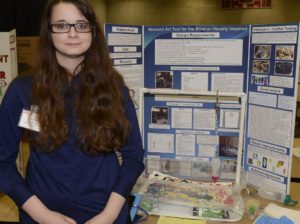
132 158 244 222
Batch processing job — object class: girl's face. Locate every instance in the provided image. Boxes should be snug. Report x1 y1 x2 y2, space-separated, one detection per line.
50 2 92 65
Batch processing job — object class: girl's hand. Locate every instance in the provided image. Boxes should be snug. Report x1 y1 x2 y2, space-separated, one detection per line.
22 195 77 224
85 192 125 224
84 212 114 224
39 209 77 224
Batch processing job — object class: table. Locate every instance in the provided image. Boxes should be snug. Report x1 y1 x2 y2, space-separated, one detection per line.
139 138 300 223
139 182 300 223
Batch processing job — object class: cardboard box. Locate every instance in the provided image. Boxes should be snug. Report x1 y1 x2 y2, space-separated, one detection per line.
17 36 39 76
291 156 300 178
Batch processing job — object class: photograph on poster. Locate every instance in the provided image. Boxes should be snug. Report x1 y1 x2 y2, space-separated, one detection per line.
221 160 237 173
247 145 289 177
251 74 269 85
146 156 161 175
220 160 237 179
275 45 294 61
219 136 238 158
254 45 271 59
155 71 173 88
161 160 179 176
151 106 169 124
262 157 267 168
129 89 139 109
274 61 293 76
191 160 210 178
253 60 270 74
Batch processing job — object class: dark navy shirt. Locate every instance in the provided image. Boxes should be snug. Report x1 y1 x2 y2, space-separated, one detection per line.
0 76 145 223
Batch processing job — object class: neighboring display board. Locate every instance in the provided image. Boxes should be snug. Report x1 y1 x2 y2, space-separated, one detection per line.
0 29 18 103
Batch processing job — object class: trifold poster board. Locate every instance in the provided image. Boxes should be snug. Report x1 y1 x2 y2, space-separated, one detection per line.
245 25 300 194
0 29 23 176
0 29 18 103
104 25 143 109
104 23 300 194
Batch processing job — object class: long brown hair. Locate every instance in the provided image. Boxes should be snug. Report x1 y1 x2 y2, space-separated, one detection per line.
32 0 130 155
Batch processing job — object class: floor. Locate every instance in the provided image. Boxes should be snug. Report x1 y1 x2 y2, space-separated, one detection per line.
0 194 19 222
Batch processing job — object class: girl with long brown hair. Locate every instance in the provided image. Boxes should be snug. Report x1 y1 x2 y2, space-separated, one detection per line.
0 0 144 223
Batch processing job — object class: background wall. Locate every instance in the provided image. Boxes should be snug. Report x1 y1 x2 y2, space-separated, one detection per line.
1 0 300 35
0 0 47 35
89 0 300 26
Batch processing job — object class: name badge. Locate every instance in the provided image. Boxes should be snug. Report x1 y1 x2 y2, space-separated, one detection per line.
18 109 40 132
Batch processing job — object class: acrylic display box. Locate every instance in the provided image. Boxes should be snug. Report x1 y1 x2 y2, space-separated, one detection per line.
134 89 247 221
132 158 245 222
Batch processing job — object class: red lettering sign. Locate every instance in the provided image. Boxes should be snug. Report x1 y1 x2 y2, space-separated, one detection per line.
0 71 6 79
0 55 9 63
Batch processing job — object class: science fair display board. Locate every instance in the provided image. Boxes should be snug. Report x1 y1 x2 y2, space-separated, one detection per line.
104 23 300 194
104 25 143 109
0 29 18 103
244 24 300 194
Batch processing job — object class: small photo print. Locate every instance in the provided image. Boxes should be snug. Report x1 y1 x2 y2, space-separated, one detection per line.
155 71 173 88
161 160 179 176
151 106 169 124
253 153 258 159
275 45 294 61
220 159 237 179
274 61 293 76
219 136 238 158
250 74 269 86
262 157 268 169
252 60 270 74
254 45 271 59
191 161 210 178
221 160 237 173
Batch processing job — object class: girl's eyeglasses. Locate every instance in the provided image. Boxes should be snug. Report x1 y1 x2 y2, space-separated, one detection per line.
50 22 92 33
